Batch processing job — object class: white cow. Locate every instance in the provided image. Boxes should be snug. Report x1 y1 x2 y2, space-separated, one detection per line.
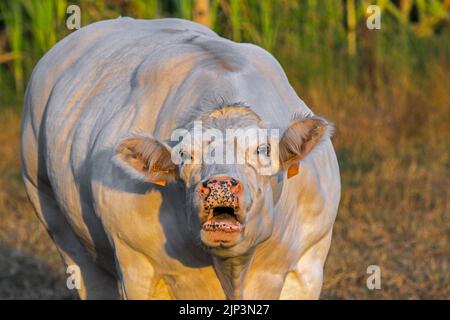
20 18 340 299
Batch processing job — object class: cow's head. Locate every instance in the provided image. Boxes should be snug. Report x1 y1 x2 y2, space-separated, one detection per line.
114 107 332 258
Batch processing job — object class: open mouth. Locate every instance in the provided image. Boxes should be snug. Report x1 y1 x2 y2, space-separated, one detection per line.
201 206 243 244
202 206 242 232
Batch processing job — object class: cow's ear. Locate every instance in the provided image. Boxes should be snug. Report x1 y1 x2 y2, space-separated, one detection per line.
114 134 176 186
279 116 332 177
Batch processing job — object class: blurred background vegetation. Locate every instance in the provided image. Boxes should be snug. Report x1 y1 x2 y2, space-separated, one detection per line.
1 0 450 99
0 0 449 299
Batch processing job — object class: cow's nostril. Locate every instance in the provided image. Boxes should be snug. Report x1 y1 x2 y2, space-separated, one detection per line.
231 182 242 194
199 181 211 196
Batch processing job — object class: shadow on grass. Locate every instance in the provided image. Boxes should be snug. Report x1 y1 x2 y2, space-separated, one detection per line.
0 245 77 300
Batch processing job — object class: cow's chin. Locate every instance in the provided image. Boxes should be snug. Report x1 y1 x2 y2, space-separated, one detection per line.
200 209 244 250
198 211 252 258
199 217 267 259
200 229 243 249
201 231 249 258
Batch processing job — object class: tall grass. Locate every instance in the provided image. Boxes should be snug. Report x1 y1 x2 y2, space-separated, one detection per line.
0 1 24 94
229 0 241 41
0 0 449 102
131 0 159 19
178 0 193 20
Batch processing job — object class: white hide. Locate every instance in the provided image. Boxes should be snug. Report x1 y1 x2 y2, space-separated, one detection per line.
20 18 340 299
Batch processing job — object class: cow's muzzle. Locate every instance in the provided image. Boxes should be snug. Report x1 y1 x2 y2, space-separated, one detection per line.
197 176 244 246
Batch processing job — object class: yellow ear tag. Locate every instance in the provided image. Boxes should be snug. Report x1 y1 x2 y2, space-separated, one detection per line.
287 163 300 179
150 180 166 186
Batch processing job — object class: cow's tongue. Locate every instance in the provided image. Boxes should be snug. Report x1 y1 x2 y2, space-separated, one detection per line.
202 214 242 232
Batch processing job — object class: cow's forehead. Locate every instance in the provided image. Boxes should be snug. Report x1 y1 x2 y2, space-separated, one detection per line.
198 106 265 128
177 125 275 151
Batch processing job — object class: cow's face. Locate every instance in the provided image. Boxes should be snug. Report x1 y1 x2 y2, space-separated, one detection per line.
115 107 331 258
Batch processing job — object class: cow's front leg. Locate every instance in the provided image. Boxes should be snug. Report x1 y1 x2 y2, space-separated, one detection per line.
280 230 333 299
23 178 120 299
113 237 173 299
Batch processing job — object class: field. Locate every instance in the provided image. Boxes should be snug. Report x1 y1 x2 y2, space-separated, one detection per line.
0 0 449 299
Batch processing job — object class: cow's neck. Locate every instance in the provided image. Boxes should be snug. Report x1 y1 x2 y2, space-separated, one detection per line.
212 249 255 300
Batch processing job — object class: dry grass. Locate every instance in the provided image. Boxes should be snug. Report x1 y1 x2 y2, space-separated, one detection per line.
312 64 450 299
0 63 448 299
0 110 75 299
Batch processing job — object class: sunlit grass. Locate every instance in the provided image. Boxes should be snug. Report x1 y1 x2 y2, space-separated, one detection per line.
1 0 449 97
0 1 24 94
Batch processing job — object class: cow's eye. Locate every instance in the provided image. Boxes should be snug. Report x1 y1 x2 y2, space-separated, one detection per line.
179 150 192 162
257 144 271 157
